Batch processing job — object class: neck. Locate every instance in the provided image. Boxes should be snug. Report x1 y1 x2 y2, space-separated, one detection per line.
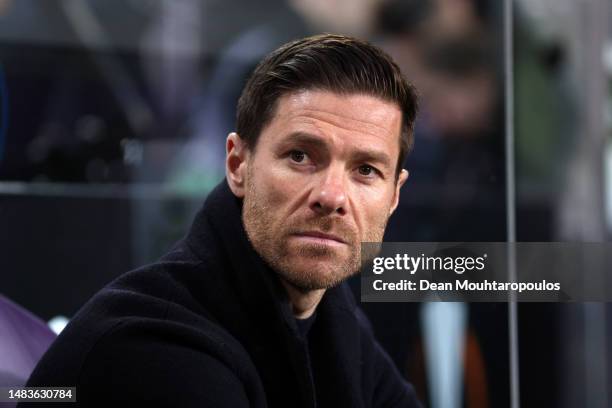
280 280 325 319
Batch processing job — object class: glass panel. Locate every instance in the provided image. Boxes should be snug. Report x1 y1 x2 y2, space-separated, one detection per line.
515 0 611 407
370 1 510 406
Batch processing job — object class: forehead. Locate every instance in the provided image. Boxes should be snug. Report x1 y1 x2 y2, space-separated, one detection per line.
261 90 403 148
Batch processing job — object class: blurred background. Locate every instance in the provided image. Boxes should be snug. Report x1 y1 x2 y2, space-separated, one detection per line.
0 0 611 406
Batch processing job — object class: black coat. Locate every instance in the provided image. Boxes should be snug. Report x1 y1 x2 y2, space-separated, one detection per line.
21 181 421 407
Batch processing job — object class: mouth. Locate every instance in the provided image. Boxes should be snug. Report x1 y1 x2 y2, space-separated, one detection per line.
291 231 347 246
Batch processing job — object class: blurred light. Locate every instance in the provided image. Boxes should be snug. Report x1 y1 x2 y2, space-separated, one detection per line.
605 142 612 233
48 315 69 335
121 138 143 166
603 42 612 75
421 302 467 408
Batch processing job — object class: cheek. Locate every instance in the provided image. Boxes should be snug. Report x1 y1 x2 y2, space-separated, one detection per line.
352 186 394 235
253 164 303 212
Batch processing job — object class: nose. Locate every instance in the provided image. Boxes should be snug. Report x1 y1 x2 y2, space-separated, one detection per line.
309 165 347 216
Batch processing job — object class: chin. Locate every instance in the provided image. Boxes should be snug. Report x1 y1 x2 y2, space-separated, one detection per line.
279 259 355 292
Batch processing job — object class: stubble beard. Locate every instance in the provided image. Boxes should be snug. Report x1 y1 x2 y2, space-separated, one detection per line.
242 176 390 292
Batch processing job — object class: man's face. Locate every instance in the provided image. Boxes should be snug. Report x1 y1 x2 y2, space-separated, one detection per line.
231 90 407 291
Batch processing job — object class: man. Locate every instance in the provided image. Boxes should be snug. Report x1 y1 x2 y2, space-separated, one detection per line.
21 34 421 407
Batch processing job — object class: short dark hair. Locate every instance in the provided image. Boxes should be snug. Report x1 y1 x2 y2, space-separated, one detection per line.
236 34 418 177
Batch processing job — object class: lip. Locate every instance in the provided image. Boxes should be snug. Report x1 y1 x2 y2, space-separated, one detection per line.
291 231 346 245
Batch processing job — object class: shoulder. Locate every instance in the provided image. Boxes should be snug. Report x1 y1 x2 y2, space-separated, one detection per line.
74 317 260 406
27 243 263 405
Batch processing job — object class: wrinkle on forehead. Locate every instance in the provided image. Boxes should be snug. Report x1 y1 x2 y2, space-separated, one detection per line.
272 90 402 142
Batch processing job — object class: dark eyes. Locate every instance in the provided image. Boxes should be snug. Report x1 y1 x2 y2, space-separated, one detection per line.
358 165 375 176
287 150 380 179
289 150 306 163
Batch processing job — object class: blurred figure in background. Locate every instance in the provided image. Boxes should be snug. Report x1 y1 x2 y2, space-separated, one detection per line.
377 0 505 242
374 2 507 408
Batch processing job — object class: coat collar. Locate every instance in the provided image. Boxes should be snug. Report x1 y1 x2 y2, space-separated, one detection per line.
185 179 295 330
185 179 364 408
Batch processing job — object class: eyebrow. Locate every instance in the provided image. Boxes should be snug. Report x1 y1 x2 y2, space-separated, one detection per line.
280 131 393 170
280 132 328 151
352 150 393 170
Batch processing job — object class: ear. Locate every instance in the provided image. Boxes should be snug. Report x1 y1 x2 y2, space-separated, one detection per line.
389 169 409 216
225 132 249 198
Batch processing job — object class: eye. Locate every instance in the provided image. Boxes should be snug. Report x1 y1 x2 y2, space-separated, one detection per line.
358 164 375 176
289 150 306 163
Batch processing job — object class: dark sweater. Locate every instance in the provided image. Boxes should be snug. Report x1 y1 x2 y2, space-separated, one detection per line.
21 181 421 407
